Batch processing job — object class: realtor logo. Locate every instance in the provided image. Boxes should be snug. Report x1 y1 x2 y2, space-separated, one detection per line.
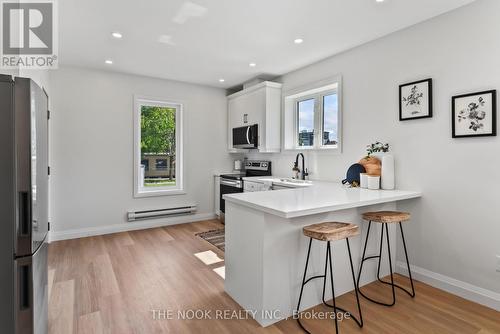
1 0 58 68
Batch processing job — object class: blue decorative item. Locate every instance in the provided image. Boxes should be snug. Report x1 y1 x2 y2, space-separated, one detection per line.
342 164 366 187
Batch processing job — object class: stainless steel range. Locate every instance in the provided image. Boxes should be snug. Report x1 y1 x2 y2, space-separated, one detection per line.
219 160 271 222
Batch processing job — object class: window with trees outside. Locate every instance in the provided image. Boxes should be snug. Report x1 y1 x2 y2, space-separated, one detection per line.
134 97 183 197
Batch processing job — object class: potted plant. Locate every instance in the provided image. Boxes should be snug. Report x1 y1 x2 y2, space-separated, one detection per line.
366 142 390 158
362 142 394 190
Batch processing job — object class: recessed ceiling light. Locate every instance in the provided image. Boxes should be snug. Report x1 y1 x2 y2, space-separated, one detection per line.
105 60 113 65
111 32 122 39
249 63 256 67
376 0 385 2
294 38 304 44
219 78 225 83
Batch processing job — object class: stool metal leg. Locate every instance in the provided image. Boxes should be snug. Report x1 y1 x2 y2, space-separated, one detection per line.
399 222 416 298
358 222 395 306
327 241 339 333
376 222 415 299
376 222 385 280
384 223 397 306
357 221 416 307
296 237 364 334
321 241 329 304
320 242 339 332
356 221 372 291
296 238 313 333
345 238 363 327
322 240 364 329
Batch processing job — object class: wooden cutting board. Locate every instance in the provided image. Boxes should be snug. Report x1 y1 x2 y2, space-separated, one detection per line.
358 156 381 176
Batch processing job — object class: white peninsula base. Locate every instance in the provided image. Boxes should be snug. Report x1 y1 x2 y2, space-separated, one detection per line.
225 201 401 326
223 183 421 327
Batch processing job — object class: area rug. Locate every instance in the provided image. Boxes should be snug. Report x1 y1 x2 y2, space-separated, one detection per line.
196 228 225 252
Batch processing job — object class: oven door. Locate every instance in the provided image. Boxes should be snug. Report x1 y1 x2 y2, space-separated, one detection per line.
232 124 258 149
219 179 243 217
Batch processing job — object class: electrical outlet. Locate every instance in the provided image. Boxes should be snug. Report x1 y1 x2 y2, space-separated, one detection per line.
496 255 500 273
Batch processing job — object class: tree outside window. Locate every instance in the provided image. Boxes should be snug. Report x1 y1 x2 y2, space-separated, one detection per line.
140 106 176 187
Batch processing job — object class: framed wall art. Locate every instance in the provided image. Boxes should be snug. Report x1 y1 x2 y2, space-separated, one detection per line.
399 78 433 121
452 90 497 138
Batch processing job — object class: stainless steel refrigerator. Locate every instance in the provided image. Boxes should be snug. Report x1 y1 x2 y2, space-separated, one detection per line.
0 75 49 334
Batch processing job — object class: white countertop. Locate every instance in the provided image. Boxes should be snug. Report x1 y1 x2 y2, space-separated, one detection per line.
223 180 421 218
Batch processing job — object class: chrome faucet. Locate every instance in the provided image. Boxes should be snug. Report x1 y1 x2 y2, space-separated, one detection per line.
293 153 309 180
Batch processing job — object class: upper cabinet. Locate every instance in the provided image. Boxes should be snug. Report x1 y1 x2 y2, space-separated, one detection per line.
227 81 282 153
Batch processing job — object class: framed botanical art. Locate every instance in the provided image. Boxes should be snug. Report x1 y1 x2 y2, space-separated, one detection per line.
399 78 433 121
452 90 497 138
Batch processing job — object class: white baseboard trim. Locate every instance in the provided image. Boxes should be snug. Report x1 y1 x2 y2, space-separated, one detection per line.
48 212 218 243
396 261 500 311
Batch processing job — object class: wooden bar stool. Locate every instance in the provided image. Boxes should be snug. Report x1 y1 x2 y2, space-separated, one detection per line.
296 222 363 334
356 211 416 307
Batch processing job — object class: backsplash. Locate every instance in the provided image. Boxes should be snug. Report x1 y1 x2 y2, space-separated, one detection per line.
244 150 350 182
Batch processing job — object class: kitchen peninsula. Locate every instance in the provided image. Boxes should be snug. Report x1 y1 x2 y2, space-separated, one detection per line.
223 181 421 326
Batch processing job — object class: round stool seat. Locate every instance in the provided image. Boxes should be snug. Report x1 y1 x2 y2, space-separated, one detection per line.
303 222 359 242
362 211 410 223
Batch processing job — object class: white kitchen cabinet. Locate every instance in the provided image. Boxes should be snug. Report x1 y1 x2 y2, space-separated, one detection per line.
227 81 282 153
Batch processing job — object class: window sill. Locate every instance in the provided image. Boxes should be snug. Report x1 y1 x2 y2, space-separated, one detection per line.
283 146 341 152
134 189 186 198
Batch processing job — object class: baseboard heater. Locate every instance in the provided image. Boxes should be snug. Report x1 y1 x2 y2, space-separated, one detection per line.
127 205 197 222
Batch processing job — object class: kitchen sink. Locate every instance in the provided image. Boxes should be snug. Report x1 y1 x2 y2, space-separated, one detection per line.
277 178 312 185
257 178 313 188
250 177 313 188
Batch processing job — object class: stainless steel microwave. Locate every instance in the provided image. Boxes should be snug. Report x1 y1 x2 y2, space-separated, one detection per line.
232 124 258 149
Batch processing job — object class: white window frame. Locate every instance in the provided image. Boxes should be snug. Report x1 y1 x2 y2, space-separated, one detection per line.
133 95 184 198
283 76 342 152
294 89 338 149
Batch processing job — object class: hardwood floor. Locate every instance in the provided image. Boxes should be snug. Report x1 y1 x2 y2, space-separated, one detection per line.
48 220 500 334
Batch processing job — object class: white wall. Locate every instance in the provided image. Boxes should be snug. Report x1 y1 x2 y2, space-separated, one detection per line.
0 69 50 93
19 69 51 94
248 0 500 295
49 67 232 237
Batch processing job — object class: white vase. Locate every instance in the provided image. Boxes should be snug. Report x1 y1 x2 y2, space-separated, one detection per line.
370 153 395 190
381 154 395 190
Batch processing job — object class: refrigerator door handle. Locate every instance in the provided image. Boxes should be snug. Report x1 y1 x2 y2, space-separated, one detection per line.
14 257 34 334
16 191 32 257
18 191 30 236
19 264 31 310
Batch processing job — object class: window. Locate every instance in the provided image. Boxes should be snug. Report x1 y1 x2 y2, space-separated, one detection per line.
134 96 183 197
322 93 338 146
284 79 341 151
297 99 315 147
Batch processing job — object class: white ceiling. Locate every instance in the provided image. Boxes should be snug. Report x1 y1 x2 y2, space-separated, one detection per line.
59 0 475 88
